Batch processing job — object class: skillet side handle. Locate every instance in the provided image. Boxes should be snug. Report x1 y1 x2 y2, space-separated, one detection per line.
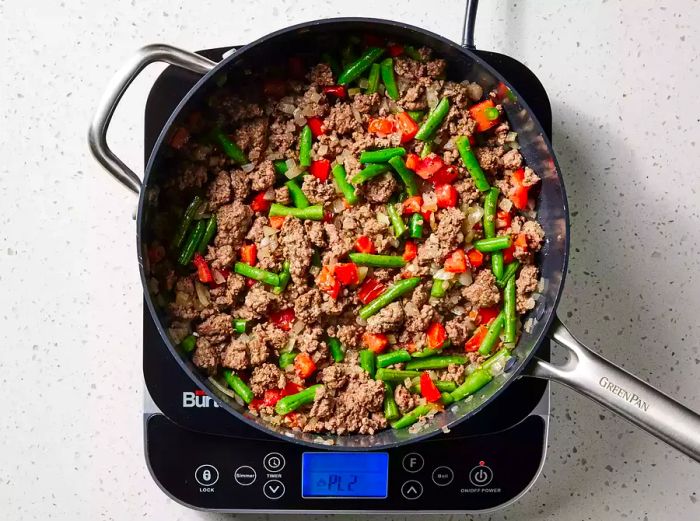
87 44 216 194
530 316 700 462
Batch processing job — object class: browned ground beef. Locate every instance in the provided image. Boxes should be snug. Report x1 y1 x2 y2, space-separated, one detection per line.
149 41 544 435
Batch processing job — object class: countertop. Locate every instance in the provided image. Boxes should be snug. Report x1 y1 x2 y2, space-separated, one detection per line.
1 0 699 519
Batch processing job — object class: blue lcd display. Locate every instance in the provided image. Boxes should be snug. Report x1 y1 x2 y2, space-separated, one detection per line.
302 452 389 498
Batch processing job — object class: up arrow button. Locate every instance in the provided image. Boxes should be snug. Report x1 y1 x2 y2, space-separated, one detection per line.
401 480 423 500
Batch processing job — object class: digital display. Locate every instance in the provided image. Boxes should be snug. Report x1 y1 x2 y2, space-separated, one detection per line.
302 452 389 498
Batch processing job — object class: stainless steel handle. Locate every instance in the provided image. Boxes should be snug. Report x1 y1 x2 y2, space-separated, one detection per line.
530 316 700 462
87 44 216 194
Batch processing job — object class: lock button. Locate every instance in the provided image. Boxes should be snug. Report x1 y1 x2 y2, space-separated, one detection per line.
194 464 219 486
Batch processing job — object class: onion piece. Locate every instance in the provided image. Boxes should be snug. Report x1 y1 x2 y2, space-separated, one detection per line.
241 162 255 173
194 281 210 306
358 78 369 89
332 198 346 213
422 191 438 212
452 306 465 316
317 143 329 157
212 269 226 285
357 266 369 283
376 211 390 226
308 90 322 103
465 205 484 228
292 320 305 335
433 269 455 281
262 226 278 237
208 376 238 399
278 102 295 114
458 272 473 286
426 88 438 109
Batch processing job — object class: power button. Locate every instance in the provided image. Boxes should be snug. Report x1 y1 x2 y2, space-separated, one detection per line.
468 464 493 487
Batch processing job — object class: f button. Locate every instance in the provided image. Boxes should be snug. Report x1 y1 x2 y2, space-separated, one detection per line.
402 453 424 473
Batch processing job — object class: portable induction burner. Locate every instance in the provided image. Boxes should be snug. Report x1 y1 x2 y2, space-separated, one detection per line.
143 45 553 513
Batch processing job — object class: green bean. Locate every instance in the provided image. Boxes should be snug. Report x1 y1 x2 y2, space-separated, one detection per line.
234 262 281 286
274 384 323 415
380 58 399 100
358 277 421 319
269 203 324 221
172 195 202 249
456 136 490 192
430 277 447 298
377 349 412 368
360 147 406 164
411 347 440 359
491 252 504 279
420 141 433 159
473 236 512 252
279 351 297 369
179 334 197 353
496 261 520 289
376 368 421 383
441 392 455 405
415 97 450 141
365 63 381 94
338 47 384 85
321 52 340 77
383 382 400 421
405 355 468 371
196 214 217 254
328 337 345 363
311 250 322 267
483 187 499 239
387 203 407 238
360 349 377 378
213 129 247 165
403 45 424 61
331 163 359 205
285 179 310 209
273 159 288 176
273 260 291 295
504 277 517 345
408 213 424 239
348 253 407 268
409 380 457 394
232 319 249 334
178 219 207 265
407 110 424 122
481 347 512 373
450 368 492 402
298 125 312 168
391 404 433 429
350 163 390 185
478 311 505 355
223 370 254 404
388 156 419 196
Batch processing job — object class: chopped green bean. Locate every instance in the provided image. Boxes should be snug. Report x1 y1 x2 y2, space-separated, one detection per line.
285 178 310 209
196 214 217 254
172 195 202 249
223 370 254 404
407 110 424 122
504 277 517 344
179 334 197 353
383 382 400 421
358 277 421 319
178 219 207 265
351 163 390 185
380 58 399 100
450 368 492 402
360 147 406 164
338 47 384 85
232 319 249 334
331 163 358 205
483 187 499 239
328 337 345 363
348 253 407 268
403 45 424 61
430 277 447 298
405 355 468 370
408 213 424 239
279 351 297 369
273 260 291 295
482 347 512 373
273 159 288 176
415 97 450 141
234 262 281 286
440 392 455 405
420 141 433 159
269 203 324 221
365 63 381 94
496 261 520 289
387 203 407 238
298 125 312 168
409 380 457 394
275 384 323 415
456 136 490 191
376 368 421 382
473 236 512 252
213 129 247 165
391 404 433 429
360 349 377 378
388 156 419 196
492 252 504 279
377 349 412 368
478 311 505 355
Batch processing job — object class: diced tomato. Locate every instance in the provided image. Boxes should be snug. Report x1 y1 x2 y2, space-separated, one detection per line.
322 85 346 98
368 117 395 135
269 215 286 229
147 244 166 265
502 244 515 264
250 191 271 213
270 308 295 331
477 306 500 325
317 266 340 299
307 116 326 137
465 325 489 352
402 195 423 214
510 168 530 210
469 99 500 133
426 322 447 350
354 235 376 254
435 184 458 208
403 240 417 262
405 153 420 171
168 127 189 149
333 262 359 286
396 111 419 143
357 277 385 304
281 381 304 396
240 243 257 266
420 372 442 402
263 79 286 98
496 210 512 229
309 159 331 182
444 249 468 273
414 154 445 180
431 165 459 186
192 253 213 284
363 332 389 354
263 389 283 407
387 44 404 57
288 56 305 79
294 352 317 379
466 248 484 269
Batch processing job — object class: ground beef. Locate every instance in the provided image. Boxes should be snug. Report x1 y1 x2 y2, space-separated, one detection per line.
360 172 398 203
268 114 296 154
321 364 349 390
445 316 476 345
206 244 235 269
242 285 277 319
250 160 276 191
196 313 233 344
294 288 323 324
394 56 426 80
233 117 268 162
441 363 466 384
303 220 326 248
280 217 313 284
324 103 360 135
274 185 290 204
417 207 465 264
249 363 286 397
221 338 249 370
324 377 386 434
521 220 545 251
522 166 540 187
307 63 334 86
302 175 336 205
169 163 207 191
463 269 501 308
247 334 270 365
454 176 480 205
168 276 200 320
246 216 268 242
352 93 380 114
210 273 246 308
206 170 233 208
399 83 427 111
230 169 251 201
501 149 523 170
215 201 253 246
366 302 405 333
192 337 219 375
403 302 436 333
516 264 539 314
299 86 329 118
425 59 447 78
334 324 363 350
394 384 418 413
467 352 485 365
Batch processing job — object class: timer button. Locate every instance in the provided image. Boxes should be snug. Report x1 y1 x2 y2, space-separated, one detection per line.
402 452 424 473
263 452 286 472
263 479 285 499
194 464 219 486
400 480 423 500
469 464 493 487
431 466 454 486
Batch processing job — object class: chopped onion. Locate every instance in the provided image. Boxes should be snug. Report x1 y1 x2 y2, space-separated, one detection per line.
434 269 455 281
278 102 295 114
465 205 484 228
284 162 302 179
422 191 437 212
262 226 278 236
208 376 237 399
358 78 369 89
260 237 270 248
293 107 306 126
426 88 438 109
212 269 226 285
498 197 513 212
458 272 473 286
357 266 369 283
194 281 210 306
241 162 255 173
356 316 367 326
387 100 400 114
292 319 305 335
317 143 329 157
310 266 320 277
524 318 534 333
308 90 322 103
286 336 297 351
376 211 390 226
537 278 546 293
263 187 275 201
506 131 518 142
348 87 362 97
268 236 279 251
302 105 317 117
351 106 363 124
452 306 465 316
443 138 455 150
508 140 521 150
332 198 346 213
239 333 250 343
387 334 397 344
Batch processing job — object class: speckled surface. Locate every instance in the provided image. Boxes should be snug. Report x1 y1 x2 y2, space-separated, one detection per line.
0 0 698 519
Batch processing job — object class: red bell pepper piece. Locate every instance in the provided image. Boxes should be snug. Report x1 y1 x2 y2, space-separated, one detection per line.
402 195 423 214
466 248 484 269
168 127 189 149
250 191 271 213
435 184 458 208
496 210 512 229
368 117 395 135
240 243 257 266
444 249 468 273
284 411 301 426
357 277 385 304
477 306 500 325
426 322 447 350
248 398 264 410
192 253 214 284
294 352 317 379
469 99 500 133
263 79 287 98
465 325 489 352
354 235 376 254
363 332 389 354
414 154 445 180
396 111 419 143
420 372 442 403
403 240 417 262
309 159 331 182
333 262 359 286
387 44 404 57
307 116 325 137
322 85 346 98
288 56 305 79
270 308 295 331
515 232 528 250
431 165 459 186
263 389 283 407
269 215 286 229
502 244 515 264
510 168 530 210
281 381 304 396
405 153 420 171
147 244 166 265
317 266 340 299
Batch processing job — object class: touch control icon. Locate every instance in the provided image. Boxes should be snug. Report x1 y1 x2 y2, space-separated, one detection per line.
194 464 219 486
402 453 424 473
468 464 493 487
401 480 423 500
234 465 257 486
263 452 286 472
263 479 286 499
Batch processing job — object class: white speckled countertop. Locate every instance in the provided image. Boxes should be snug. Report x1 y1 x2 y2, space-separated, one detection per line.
1 0 699 519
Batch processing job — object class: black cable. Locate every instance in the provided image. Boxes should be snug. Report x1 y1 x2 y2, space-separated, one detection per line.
462 0 479 50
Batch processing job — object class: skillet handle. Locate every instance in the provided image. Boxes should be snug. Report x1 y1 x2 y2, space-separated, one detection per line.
529 316 700 462
87 44 216 194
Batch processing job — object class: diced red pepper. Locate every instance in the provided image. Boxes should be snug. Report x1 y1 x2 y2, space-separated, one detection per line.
294 352 317 379
402 195 423 214
263 79 287 98
405 153 420 171
414 154 445 180
403 240 417 262
477 306 500 325
465 325 489 352
248 398 264 410
387 44 404 57
270 308 295 331
246 278 256 288
168 127 189 149
269 215 286 229
263 389 283 407
240 243 257 266
192 253 213 284
322 85 346 98
309 159 331 182
496 81 514 101
502 244 515 264
396 111 419 143
420 210 433 225
357 277 385 304
510 168 530 210
515 232 528 250
431 165 459 186
354 235 376 254
466 248 484 269
435 184 458 208
288 56 305 79
426 322 447 350
317 266 340 299
420 372 442 403
147 244 166 265
368 117 395 135
323 211 334 223
284 411 301 426
333 262 360 286
307 116 326 137
444 249 468 273
496 210 512 229
281 381 304 396
469 99 500 133
363 332 389 354
251 191 271 213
